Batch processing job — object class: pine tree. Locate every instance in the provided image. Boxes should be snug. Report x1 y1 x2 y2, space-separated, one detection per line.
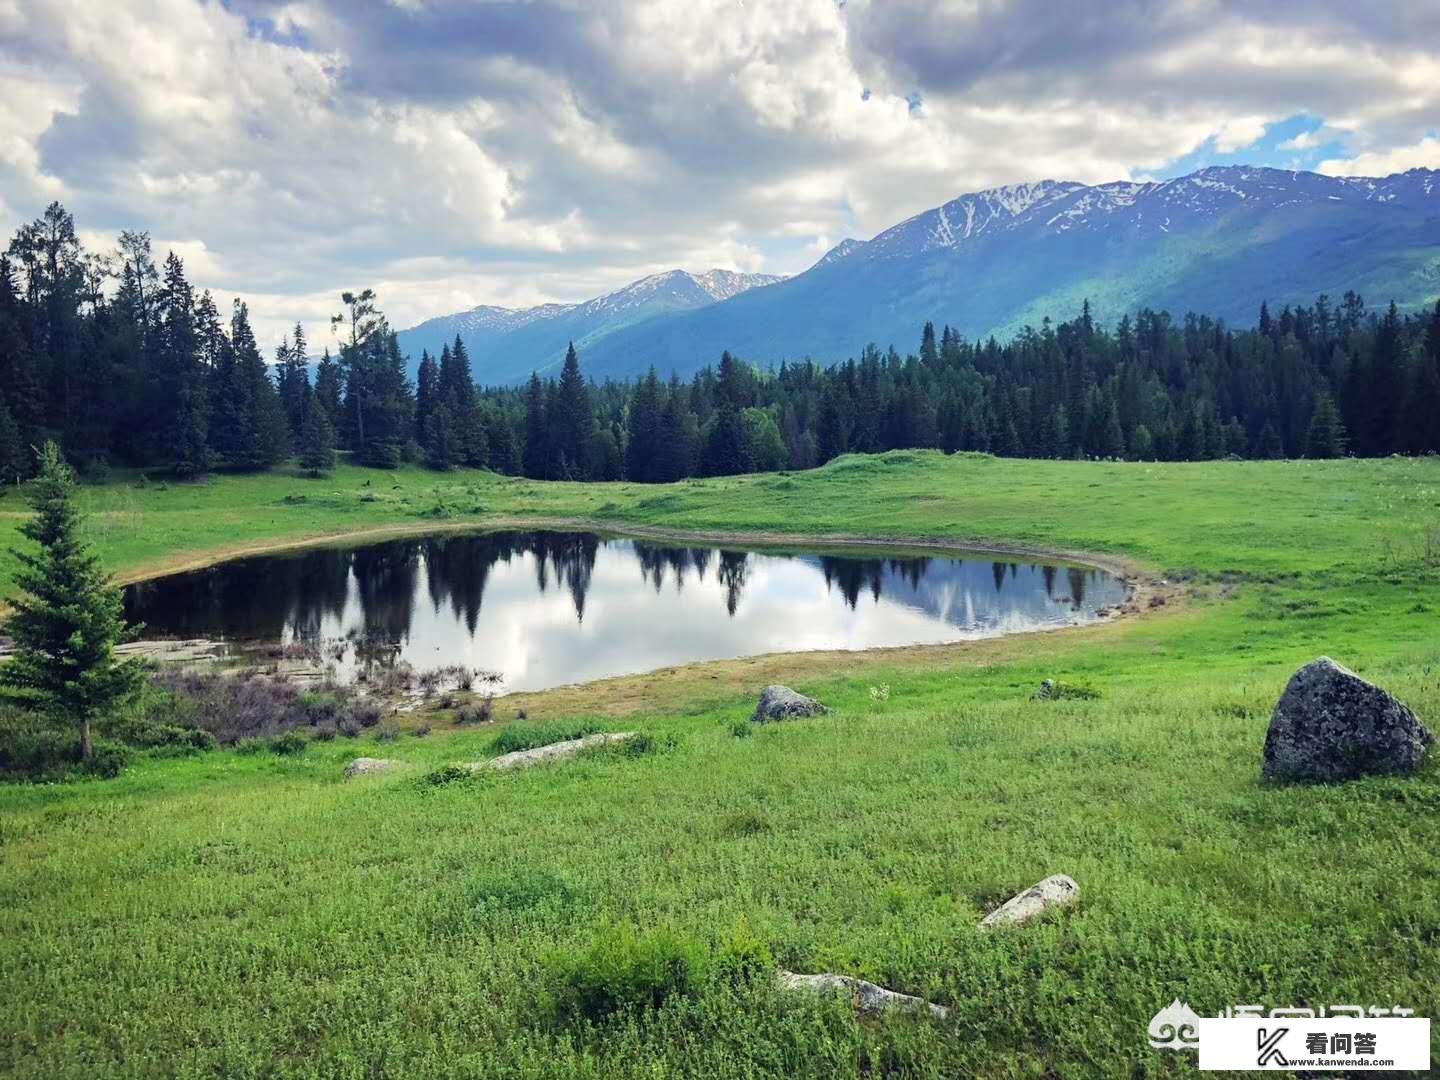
1 443 143 761
522 373 548 479
415 350 439 447
703 404 748 475
276 322 309 440
1305 390 1347 458
625 367 662 481
298 402 336 476
442 336 488 467
425 402 459 470
222 301 290 470
0 397 24 484
313 349 343 428
550 343 594 479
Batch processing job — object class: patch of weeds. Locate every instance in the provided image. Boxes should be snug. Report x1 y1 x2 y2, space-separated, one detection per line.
545 925 707 1024
268 730 309 756
348 700 384 729
375 724 400 743
1031 678 1101 701
455 697 494 725
728 719 752 738
488 721 599 754
413 723 431 738
467 867 574 912
635 493 683 512
717 807 771 838
609 732 676 758
282 492 307 504
422 763 479 787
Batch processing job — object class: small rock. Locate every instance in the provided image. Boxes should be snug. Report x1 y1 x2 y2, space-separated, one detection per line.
1262 657 1432 782
1148 594 1166 608
752 685 826 723
777 970 949 1020
344 757 400 779
1031 679 1057 700
980 874 1080 929
480 731 637 772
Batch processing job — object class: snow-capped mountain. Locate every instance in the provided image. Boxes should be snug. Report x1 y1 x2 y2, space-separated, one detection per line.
401 166 1440 385
852 167 1440 259
396 269 783 384
572 165 1440 381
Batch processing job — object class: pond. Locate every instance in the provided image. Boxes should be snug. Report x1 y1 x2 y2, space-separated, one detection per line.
122 530 1130 693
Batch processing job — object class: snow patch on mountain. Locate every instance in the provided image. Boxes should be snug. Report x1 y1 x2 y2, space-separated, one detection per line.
820 165 1440 269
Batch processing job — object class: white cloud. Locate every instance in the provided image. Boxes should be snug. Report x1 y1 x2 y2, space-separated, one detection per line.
1318 135 1440 177
1 0 1438 346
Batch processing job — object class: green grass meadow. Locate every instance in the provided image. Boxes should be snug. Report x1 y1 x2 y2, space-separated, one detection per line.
2 451 1439 1077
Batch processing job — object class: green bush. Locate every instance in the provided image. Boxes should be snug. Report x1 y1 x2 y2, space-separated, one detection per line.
546 926 707 1023
488 721 599 755
83 740 131 779
422 763 477 787
268 731 309 756
1031 678 1102 701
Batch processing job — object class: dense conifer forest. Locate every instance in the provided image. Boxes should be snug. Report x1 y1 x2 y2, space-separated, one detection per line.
2 202 1438 485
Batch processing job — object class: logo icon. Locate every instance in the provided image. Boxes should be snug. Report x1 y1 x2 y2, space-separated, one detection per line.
1148 999 1202 1050
1256 1026 1290 1066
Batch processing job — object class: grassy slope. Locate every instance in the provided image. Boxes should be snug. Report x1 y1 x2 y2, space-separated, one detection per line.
1 452 1439 1078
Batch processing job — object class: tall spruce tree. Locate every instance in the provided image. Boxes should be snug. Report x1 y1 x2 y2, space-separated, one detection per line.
550 343 593 479
1 443 143 761
298 400 336 476
1305 390 1347 458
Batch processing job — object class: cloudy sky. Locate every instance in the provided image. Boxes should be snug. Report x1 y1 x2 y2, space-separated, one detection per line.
2 0 1439 347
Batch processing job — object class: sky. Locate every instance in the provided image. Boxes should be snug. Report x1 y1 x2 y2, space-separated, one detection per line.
2 0 1439 349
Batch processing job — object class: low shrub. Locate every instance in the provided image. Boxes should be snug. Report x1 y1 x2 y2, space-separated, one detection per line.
347 700 384 728
375 724 400 743
268 730 309 756
455 696 494 725
546 926 707 1023
423 763 476 786
1031 678 1102 701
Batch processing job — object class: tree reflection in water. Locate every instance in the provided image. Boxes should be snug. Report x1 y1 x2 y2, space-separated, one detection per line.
123 530 1128 693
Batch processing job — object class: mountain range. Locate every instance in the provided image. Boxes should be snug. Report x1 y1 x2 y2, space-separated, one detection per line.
395 269 783 384
397 165 1440 385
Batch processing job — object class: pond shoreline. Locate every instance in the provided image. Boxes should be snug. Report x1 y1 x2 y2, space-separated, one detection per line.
114 513 1154 591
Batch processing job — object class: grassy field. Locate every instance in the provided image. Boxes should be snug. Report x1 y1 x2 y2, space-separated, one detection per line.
2 451 1439 1077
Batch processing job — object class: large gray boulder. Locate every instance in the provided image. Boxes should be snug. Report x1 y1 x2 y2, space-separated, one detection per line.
1262 657 1432 782
752 685 826 723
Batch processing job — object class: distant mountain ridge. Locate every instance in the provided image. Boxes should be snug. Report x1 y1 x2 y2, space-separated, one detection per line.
400 165 1440 384
396 269 784 383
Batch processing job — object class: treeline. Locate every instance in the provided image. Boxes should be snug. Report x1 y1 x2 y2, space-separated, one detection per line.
3 201 1439 486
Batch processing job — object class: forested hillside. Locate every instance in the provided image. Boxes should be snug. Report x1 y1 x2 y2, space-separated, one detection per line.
2 202 1438 488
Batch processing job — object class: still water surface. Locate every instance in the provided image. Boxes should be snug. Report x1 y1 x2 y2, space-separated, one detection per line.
123 531 1128 693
